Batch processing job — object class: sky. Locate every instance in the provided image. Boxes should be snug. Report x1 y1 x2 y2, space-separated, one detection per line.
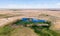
0 0 60 9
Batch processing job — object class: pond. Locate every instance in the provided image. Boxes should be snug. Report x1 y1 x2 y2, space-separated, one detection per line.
22 18 46 23
15 18 51 26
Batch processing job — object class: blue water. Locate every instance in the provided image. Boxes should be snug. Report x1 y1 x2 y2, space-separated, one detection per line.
32 19 46 23
21 18 46 23
22 18 28 21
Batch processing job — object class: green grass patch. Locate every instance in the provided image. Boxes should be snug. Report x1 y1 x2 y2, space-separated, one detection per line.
0 25 14 36
31 25 60 36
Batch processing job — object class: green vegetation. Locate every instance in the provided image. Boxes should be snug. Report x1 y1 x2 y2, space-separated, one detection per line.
14 19 60 36
15 20 51 27
0 25 37 36
15 20 33 27
0 26 14 36
15 20 33 25
31 25 60 36
0 19 60 36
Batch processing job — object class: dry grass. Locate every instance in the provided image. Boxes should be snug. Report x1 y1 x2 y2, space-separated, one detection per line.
10 27 38 36
0 9 60 30
0 25 38 36
0 9 60 36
